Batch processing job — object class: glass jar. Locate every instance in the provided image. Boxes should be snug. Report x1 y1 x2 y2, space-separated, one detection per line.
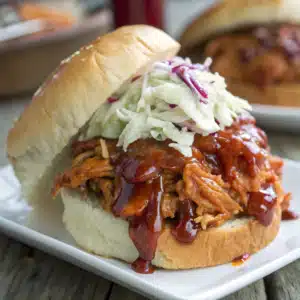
113 0 164 29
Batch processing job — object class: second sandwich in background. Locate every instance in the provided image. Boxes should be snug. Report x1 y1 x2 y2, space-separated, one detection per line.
180 0 300 107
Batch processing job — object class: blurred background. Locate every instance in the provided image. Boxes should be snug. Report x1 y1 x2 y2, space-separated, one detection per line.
0 0 215 97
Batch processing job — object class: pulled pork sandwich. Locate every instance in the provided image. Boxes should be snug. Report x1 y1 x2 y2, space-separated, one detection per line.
7 25 291 274
180 0 300 107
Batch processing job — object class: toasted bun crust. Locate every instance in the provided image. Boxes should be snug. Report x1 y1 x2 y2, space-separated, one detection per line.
62 188 281 269
227 80 300 107
180 0 300 51
6 25 180 203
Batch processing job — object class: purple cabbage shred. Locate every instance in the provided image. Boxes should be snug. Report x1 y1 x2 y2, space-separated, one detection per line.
171 64 208 104
107 97 119 103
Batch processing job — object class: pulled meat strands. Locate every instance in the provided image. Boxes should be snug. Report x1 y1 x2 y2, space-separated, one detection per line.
161 193 179 219
51 115 288 273
72 139 99 157
95 178 115 211
183 162 242 216
195 213 228 230
162 170 179 193
53 117 286 232
204 24 300 87
269 155 284 178
72 150 94 167
72 138 116 159
231 168 277 206
52 158 114 197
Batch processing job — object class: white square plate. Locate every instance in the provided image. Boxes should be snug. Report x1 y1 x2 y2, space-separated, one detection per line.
252 104 300 133
0 160 299 300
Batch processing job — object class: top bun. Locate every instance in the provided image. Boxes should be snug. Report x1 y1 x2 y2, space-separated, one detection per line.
6 25 180 203
180 0 300 50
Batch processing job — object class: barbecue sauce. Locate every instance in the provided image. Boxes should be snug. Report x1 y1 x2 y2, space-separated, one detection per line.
247 185 277 226
282 210 299 221
193 115 268 181
112 151 166 274
232 253 250 266
172 200 198 243
129 178 163 273
113 178 163 273
109 116 274 272
111 141 199 273
69 116 280 273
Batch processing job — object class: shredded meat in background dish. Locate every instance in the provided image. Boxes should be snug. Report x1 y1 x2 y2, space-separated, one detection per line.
53 114 289 273
204 24 300 87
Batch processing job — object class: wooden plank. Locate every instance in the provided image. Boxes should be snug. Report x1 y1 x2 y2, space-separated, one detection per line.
109 284 148 300
0 233 112 300
265 261 300 300
0 231 266 300
223 280 267 300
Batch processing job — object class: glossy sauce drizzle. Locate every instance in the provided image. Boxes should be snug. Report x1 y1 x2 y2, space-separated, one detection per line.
247 185 277 226
111 147 171 273
111 142 199 273
172 200 198 243
129 178 163 274
107 116 276 273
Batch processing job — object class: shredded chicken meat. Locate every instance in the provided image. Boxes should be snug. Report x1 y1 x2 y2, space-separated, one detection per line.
53 115 288 231
53 158 114 196
183 162 242 215
52 114 291 273
202 24 300 87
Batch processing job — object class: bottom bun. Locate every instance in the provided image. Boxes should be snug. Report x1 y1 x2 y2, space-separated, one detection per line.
61 188 281 269
227 80 300 107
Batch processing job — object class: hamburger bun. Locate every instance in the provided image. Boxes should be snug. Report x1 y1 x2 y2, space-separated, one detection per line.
62 188 281 269
180 0 300 51
7 25 283 270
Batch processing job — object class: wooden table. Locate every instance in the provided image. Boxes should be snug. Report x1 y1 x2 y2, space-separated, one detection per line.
0 98 299 300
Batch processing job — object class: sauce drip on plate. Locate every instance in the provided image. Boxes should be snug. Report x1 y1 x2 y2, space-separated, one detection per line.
232 253 251 266
282 210 299 221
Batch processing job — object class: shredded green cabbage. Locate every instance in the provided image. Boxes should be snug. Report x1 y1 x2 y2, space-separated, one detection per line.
83 57 251 157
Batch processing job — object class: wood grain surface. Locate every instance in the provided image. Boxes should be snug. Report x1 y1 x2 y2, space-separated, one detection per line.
0 98 299 300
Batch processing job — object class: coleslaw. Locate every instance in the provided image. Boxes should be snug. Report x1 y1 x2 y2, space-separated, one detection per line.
83 57 251 157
